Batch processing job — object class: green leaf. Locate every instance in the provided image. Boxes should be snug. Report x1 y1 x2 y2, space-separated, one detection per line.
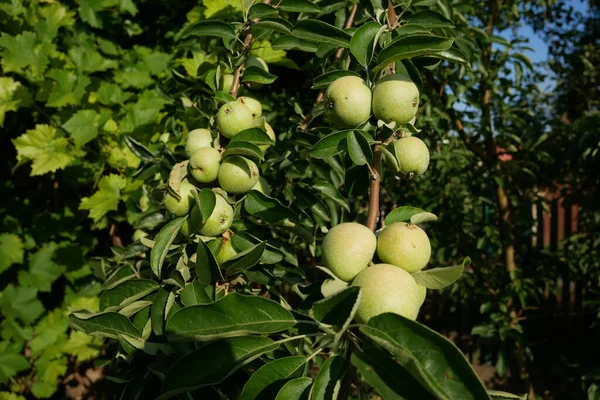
433 47 471 65
150 217 186 278
180 282 212 306
68 312 140 339
311 286 360 330
384 206 428 225
412 257 469 289
374 35 454 72
404 10 455 28
99 279 160 311
79 0 103 28
0 77 30 127
350 21 381 67
182 20 236 42
293 20 351 48
275 377 312 400
29 309 68 356
0 352 30 385
151 288 171 337
230 128 274 146
309 130 351 159
165 292 295 341
310 355 348 400
96 82 131 105
361 314 490 400
61 109 102 147
0 234 24 274
124 135 155 162
242 66 278 85
0 285 44 324
195 239 223 289
249 3 278 19
347 131 372 166
351 345 435 400
202 0 243 18
79 174 127 223
193 188 216 226
0 31 50 80
487 390 527 400
222 241 267 276
62 331 102 362
410 212 438 224
160 336 279 399
254 18 293 35
45 69 91 108
12 124 75 176
311 70 360 90
239 356 306 400
223 141 264 163
279 0 320 13
17 242 64 293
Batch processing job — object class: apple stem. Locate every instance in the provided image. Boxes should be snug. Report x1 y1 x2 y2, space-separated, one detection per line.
366 141 382 232
229 0 271 99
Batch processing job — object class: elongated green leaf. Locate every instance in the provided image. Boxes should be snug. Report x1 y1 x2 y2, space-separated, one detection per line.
310 355 348 400
151 287 171 337
347 131 372 166
276 377 312 400
242 66 277 85
293 20 351 48
230 128 274 146
361 314 490 400
410 212 438 224
223 241 267 276
412 257 469 289
240 356 306 400
223 140 264 163
124 135 155 162
351 345 435 400
254 18 293 35
160 336 279 399
249 3 278 19
271 36 319 52
232 232 284 265
309 130 351 159
100 279 159 311
310 286 360 330
69 312 140 339
150 217 185 278
311 70 360 90
350 21 381 67
488 390 527 400
374 35 454 72
404 10 455 28
384 206 427 225
279 0 320 13
433 47 471 65
119 334 174 356
180 281 212 306
183 21 237 41
193 188 216 226
165 292 295 341
195 239 223 290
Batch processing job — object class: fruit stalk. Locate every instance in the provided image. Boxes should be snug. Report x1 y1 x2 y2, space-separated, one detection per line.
229 0 271 98
366 139 382 232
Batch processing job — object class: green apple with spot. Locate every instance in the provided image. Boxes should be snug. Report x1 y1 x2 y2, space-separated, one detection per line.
352 263 424 323
217 155 259 195
163 180 196 216
323 76 372 128
237 96 262 119
216 236 239 264
393 136 429 176
220 73 234 93
185 128 213 157
189 147 221 183
372 74 420 126
377 222 431 273
321 222 377 281
190 193 234 237
216 101 254 139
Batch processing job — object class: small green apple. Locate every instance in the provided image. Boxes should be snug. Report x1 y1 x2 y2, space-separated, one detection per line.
220 73 234 93
185 128 213 157
393 136 429 176
216 236 238 264
321 222 377 281
323 76 372 128
251 176 271 195
179 217 192 238
376 222 431 273
189 147 221 183
163 181 196 216
217 155 259 195
216 101 254 139
190 193 234 237
258 122 276 152
417 284 427 307
352 263 424 323
372 74 419 126
237 97 262 119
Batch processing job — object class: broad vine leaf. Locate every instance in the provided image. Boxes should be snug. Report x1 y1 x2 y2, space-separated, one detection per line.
0 285 44 324
79 174 127 223
61 109 103 147
78 0 103 28
0 77 31 126
12 124 75 176
45 69 91 108
63 331 102 362
0 31 50 79
0 233 24 274
17 242 65 292
165 292 295 341
0 353 30 385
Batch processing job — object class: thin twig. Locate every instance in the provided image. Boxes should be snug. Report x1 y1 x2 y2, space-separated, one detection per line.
299 3 358 131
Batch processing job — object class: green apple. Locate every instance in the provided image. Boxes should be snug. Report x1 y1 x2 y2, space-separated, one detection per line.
185 128 213 157
216 236 238 264
189 147 221 183
163 181 196 216
220 73 234 93
376 222 431 273
323 76 372 128
179 217 192 238
237 96 262 119
393 136 429 176
372 74 419 126
258 122 276 152
417 284 427 307
217 155 259 195
352 263 424 323
321 222 377 281
216 101 254 139
190 193 234 237
251 176 271 195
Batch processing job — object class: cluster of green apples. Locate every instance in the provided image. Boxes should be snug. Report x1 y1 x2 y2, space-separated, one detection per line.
324 75 430 176
162 94 273 241
321 221 432 324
